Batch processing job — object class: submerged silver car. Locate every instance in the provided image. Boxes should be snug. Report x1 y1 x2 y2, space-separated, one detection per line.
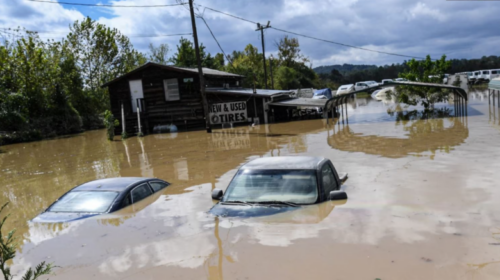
210 156 348 217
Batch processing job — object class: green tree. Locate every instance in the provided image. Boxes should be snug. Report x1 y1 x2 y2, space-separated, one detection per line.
0 203 54 280
392 55 451 109
169 37 223 69
148 43 170 64
67 17 145 127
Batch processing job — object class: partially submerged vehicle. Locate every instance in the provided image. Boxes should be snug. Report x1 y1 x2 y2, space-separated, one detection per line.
33 177 170 223
336 84 354 95
209 156 348 218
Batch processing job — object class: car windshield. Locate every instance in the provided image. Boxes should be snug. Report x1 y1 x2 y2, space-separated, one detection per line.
223 169 318 204
49 191 119 213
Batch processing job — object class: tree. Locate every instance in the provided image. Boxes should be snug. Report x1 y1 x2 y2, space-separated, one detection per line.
148 43 169 64
1 202 54 280
169 37 223 69
391 55 451 109
66 17 145 127
276 36 309 67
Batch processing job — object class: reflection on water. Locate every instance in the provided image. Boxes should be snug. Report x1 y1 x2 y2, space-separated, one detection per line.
2 93 500 279
328 108 469 158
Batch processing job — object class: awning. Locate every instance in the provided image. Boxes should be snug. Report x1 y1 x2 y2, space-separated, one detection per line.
269 98 327 107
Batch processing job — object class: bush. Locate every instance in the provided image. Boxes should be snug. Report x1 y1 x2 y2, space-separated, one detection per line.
0 202 54 280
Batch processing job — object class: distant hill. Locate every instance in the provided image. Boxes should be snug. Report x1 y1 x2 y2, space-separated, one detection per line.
313 64 377 75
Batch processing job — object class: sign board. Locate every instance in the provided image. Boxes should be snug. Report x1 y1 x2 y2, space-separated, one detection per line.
209 101 248 124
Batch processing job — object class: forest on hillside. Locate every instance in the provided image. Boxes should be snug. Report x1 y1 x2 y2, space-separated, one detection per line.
316 56 500 87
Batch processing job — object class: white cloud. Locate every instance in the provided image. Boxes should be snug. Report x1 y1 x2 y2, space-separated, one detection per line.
1 0 499 66
407 2 448 22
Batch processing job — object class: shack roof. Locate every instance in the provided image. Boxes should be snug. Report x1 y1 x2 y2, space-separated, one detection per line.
206 88 293 98
270 97 327 107
101 62 243 87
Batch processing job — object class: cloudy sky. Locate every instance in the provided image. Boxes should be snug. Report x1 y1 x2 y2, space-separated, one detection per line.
1 0 500 67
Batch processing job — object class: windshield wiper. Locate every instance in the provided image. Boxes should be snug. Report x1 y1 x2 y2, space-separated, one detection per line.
220 200 253 206
251 201 299 207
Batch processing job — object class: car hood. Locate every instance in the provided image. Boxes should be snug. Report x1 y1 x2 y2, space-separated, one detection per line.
209 203 298 218
32 212 101 223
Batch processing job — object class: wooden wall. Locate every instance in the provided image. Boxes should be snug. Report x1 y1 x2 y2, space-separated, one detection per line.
108 65 242 135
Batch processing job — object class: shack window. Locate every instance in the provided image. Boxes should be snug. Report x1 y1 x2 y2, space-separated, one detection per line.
164 79 180 101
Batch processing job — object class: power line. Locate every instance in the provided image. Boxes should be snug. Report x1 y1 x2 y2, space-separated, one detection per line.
270 27 427 60
128 33 192 38
197 17 233 66
197 5 257 25
0 28 191 38
26 0 187 8
198 5 429 60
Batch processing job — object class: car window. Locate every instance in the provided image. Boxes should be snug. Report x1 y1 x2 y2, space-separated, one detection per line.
49 191 119 213
122 194 132 208
224 170 318 204
321 163 338 197
149 181 168 192
131 183 153 203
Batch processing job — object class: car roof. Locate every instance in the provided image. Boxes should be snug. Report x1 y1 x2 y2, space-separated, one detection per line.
72 177 154 192
241 156 327 170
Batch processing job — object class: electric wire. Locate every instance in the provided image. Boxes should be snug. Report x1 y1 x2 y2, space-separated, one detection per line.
26 0 187 8
197 4 429 60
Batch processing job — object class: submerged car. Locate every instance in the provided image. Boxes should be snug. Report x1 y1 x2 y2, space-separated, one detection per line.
209 156 348 218
33 177 170 223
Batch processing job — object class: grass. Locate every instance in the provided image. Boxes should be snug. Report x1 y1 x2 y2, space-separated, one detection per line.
355 92 371 98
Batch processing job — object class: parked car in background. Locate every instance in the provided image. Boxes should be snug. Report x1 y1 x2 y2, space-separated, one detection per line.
491 70 500 80
209 156 348 218
380 79 394 85
336 84 355 95
473 71 481 82
33 178 170 223
354 81 378 91
443 74 450 84
394 78 408 82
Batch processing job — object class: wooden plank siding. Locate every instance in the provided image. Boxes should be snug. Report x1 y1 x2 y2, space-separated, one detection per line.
108 64 244 135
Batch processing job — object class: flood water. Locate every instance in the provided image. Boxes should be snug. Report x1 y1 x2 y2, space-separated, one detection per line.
2 90 500 279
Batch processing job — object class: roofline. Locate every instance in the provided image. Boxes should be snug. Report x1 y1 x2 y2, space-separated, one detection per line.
206 88 293 98
101 62 243 88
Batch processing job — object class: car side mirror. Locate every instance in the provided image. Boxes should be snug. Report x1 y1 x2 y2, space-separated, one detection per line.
339 173 348 184
329 191 347 201
212 189 223 200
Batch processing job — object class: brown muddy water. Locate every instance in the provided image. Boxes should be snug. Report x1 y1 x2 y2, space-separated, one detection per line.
1 90 500 280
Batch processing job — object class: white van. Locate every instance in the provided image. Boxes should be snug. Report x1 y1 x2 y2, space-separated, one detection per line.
472 71 481 82
479 70 491 81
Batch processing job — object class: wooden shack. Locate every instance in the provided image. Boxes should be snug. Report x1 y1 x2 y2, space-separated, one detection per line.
102 62 296 135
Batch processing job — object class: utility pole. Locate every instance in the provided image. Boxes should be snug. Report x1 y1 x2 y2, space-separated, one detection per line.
269 54 275 89
256 21 271 89
189 0 211 133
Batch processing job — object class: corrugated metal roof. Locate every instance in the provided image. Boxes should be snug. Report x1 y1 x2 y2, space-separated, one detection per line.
206 88 293 97
489 78 500 91
270 98 327 107
169 66 242 78
101 62 242 87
